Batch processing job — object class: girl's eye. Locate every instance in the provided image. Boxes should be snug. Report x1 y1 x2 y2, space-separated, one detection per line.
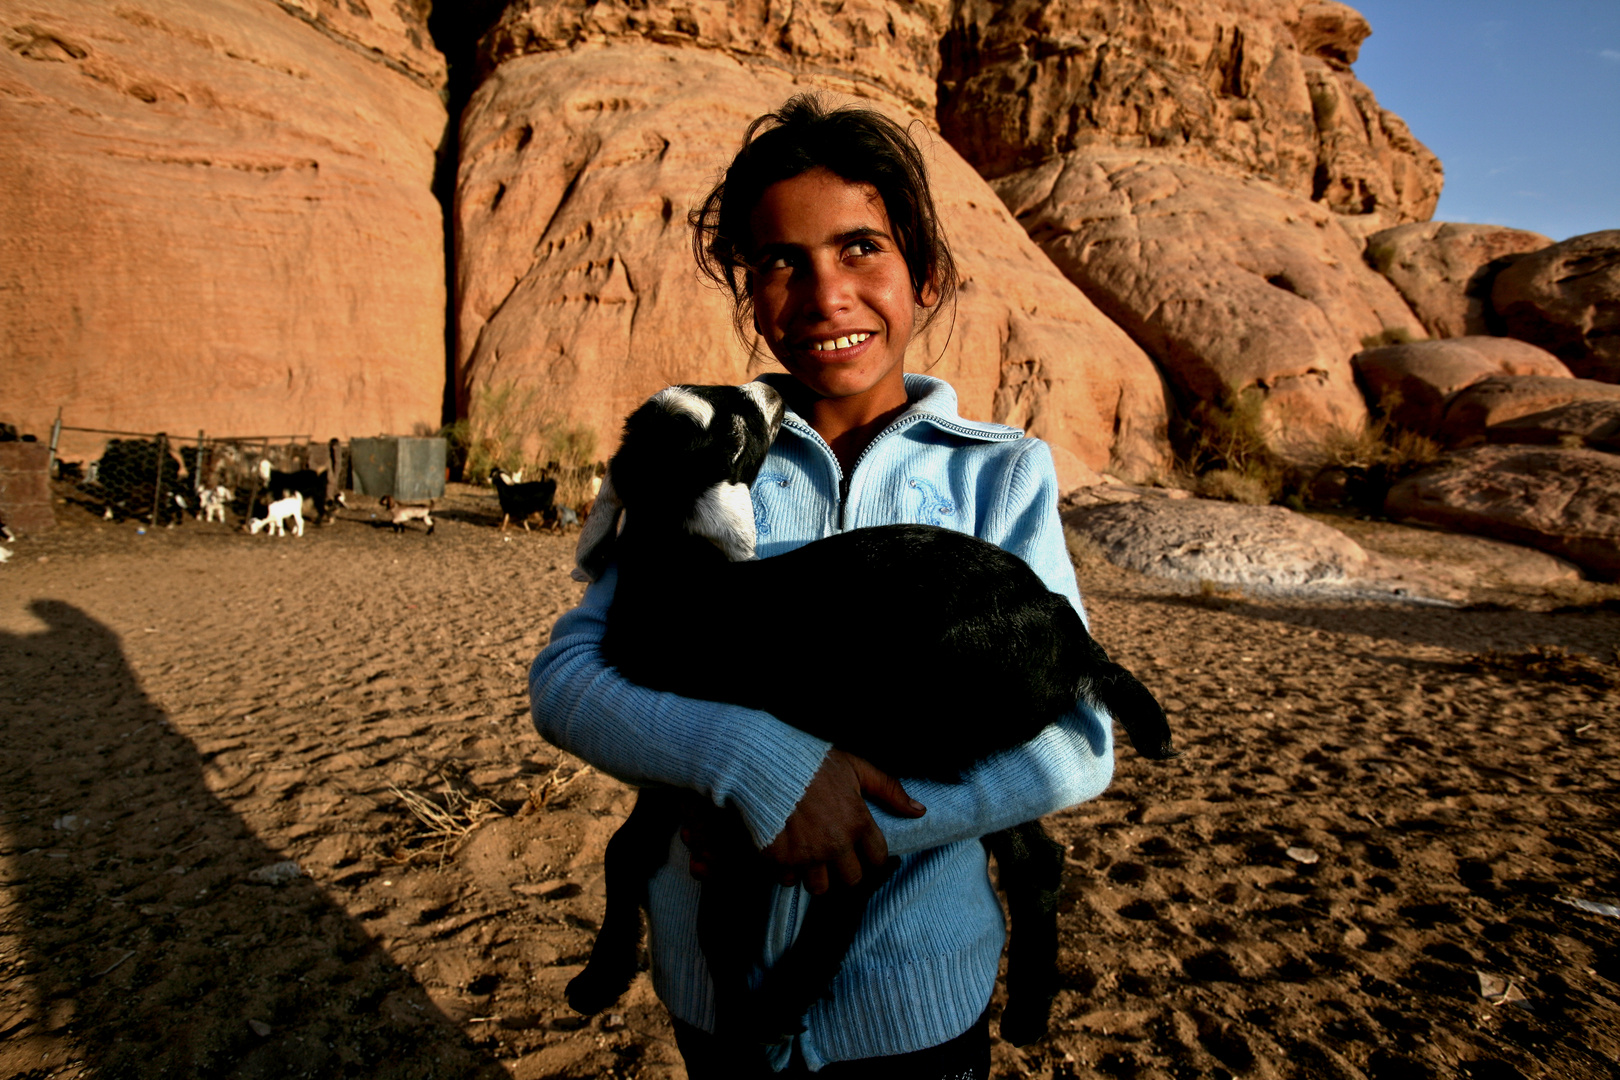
760 253 795 271
845 239 881 258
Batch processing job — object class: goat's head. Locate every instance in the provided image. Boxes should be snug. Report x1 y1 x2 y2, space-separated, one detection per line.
574 382 785 582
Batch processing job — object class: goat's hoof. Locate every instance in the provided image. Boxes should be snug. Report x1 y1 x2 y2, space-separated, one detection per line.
565 965 632 1016
997 1003 1051 1047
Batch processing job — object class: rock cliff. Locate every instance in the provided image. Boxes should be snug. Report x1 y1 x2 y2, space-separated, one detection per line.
938 0 1441 229
0 0 448 459
932 0 1442 459
455 28 1172 479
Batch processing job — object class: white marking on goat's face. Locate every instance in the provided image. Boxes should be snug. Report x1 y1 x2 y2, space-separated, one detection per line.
685 481 757 562
653 386 716 430
739 381 785 430
730 414 749 464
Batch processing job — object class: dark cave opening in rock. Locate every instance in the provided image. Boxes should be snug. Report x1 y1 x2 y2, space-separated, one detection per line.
424 0 510 429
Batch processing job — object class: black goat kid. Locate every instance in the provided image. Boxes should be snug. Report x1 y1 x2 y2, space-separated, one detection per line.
490 466 556 532
565 383 1176 1047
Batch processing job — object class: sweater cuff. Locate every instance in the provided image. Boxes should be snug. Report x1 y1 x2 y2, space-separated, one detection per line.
712 719 831 849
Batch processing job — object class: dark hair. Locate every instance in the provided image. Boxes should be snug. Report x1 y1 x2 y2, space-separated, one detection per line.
691 94 957 345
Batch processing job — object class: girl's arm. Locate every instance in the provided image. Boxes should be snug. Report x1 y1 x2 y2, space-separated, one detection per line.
870 438 1115 856
529 570 835 850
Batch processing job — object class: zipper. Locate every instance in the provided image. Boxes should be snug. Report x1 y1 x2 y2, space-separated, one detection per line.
782 410 1023 529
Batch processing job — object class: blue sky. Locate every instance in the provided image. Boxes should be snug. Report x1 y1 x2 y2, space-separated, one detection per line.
1350 0 1619 241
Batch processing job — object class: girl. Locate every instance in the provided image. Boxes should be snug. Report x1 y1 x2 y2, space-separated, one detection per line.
529 95 1114 1077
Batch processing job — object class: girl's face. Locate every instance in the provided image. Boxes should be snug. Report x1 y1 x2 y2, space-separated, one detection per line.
748 168 935 408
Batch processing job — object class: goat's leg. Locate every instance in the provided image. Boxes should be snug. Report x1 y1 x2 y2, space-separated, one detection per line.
698 863 778 1042
729 856 899 1044
985 822 1065 1045
566 789 681 1015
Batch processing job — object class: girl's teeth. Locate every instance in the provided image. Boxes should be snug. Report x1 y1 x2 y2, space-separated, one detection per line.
812 333 869 352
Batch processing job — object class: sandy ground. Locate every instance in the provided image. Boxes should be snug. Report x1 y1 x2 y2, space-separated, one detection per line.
2 485 1617 1080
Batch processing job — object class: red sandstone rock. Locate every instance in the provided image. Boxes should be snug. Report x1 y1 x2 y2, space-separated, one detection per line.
1385 445 1620 580
937 0 1441 234
482 0 949 115
1364 222 1553 339
1435 376 1620 449
1353 337 1570 437
0 0 448 462
1486 400 1620 454
454 44 1172 479
996 151 1424 458
1491 230 1620 383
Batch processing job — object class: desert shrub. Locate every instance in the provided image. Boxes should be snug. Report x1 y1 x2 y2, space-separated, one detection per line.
1195 468 1273 506
445 382 601 502
538 420 599 509
1360 326 1416 349
445 382 542 483
1174 382 1444 513
1174 388 1287 505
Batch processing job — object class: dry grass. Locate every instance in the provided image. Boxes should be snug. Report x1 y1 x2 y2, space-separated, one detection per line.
387 769 505 868
446 381 600 494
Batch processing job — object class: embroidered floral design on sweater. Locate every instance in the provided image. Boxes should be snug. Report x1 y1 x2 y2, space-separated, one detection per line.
907 477 956 526
753 472 791 537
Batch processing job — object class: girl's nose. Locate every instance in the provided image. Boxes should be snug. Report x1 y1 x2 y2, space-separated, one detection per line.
802 256 853 317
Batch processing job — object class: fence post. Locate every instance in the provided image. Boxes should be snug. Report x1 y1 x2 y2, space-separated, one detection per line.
149 433 168 525
243 437 268 529
48 408 62 477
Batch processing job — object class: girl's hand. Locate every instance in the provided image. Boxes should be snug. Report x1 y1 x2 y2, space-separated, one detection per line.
762 749 925 895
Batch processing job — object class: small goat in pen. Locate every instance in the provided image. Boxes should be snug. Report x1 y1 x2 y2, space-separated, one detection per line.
564 383 1176 1046
378 495 435 535
248 494 304 537
258 458 343 524
197 484 232 524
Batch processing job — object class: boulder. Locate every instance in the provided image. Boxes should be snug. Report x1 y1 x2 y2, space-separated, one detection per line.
455 43 1172 479
482 0 950 115
1435 376 1620 449
1062 495 1372 592
1352 337 1570 437
937 0 1442 232
0 0 449 463
1364 222 1553 339
1385 445 1620 580
1487 400 1620 454
996 151 1425 459
1491 230 1620 383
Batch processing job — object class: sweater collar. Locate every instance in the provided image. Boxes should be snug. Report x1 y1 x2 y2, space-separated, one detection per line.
757 372 1025 445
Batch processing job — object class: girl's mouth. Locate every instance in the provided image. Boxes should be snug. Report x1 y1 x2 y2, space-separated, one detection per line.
806 332 872 353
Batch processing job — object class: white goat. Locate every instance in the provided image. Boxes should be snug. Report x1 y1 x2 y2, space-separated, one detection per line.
248 494 304 537
197 484 231 524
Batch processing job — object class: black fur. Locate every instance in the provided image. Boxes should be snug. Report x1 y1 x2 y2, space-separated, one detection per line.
262 463 337 524
490 467 557 532
565 383 1175 1045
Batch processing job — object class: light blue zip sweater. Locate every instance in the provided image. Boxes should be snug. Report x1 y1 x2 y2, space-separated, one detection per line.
529 373 1115 1070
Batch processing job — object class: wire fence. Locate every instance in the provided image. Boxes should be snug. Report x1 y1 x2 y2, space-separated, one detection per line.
49 417 346 527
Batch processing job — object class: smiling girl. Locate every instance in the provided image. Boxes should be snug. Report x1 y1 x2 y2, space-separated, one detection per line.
530 95 1114 1077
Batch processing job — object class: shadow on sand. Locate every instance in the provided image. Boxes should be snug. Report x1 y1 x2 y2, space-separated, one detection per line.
0 600 506 1079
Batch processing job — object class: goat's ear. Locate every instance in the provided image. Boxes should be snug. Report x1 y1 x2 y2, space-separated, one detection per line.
572 469 623 583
